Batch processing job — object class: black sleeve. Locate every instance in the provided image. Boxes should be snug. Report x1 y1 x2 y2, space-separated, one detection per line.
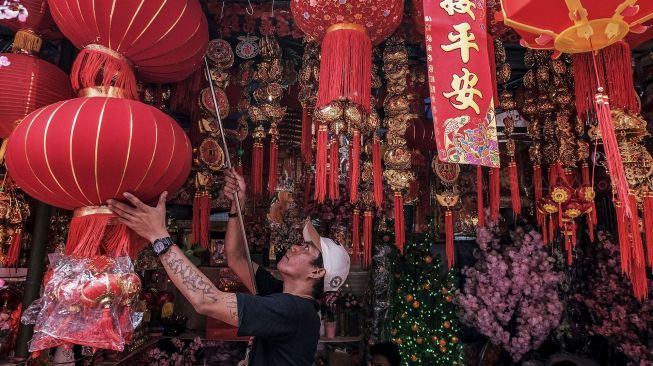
255 267 283 296
236 293 296 338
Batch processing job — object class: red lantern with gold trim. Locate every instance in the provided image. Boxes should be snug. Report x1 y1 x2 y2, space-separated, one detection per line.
47 0 209 98
0 53 72 138
5 96 191 257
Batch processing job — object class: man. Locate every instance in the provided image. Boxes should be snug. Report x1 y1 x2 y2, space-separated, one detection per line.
108 169 350 366
369 342 401 366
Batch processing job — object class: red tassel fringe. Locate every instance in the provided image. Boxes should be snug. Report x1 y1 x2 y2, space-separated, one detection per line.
268 140 278 194
329 136 340 201
352 210 360 265
350 131 360 203
363 211 373 269
644 194 653 267
192 193 201 246
534 165 543 227
251 141 264 196
489 167 500 221
315 125 328 203
199 192 211 248
235 161 244 176
70 47 137 100
445 210 454 269
394 192 405 255
170 69 203 115
316 28 372 113
65 214 112 257
301 109 313 163
476 166 485 228
6 229 21 266
509 162 521 216
372 136 383 208
616 202 631 275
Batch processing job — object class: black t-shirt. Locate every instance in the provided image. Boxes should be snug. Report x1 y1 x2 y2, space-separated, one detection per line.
236 268 320 366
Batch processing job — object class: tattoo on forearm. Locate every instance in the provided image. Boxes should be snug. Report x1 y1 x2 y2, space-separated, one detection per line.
163 250 219 303
227 296 238 320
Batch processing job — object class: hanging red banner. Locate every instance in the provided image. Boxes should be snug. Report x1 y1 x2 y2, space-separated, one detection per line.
423 0 499 167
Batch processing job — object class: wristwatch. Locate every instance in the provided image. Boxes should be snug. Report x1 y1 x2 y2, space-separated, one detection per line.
152 237 175 256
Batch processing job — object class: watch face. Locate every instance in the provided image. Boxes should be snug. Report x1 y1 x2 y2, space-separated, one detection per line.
153 241 165 254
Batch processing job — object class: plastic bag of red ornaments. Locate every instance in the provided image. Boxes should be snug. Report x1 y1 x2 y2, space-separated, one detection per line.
23 254 141 354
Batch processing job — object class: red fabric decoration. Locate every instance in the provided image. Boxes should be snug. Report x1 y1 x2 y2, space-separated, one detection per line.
314 125 328 203
476 166 485 228
6 229 22 266
372 135 383 208
251 141 264 196
352 209 360 265
329 136 340 201
301 108 312 163
268 141 278 194
394 192 405 255
0 53 72 138
489 167 500 221
350 130 360 203
48 0 209 84
445 210 454 269
363 210 373 269
644 194 653 267
508 161 521 215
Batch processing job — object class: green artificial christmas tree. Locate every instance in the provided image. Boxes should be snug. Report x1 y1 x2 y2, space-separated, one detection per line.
389 225 464 365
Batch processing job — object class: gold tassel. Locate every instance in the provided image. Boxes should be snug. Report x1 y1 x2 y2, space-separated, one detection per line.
12 29 43 54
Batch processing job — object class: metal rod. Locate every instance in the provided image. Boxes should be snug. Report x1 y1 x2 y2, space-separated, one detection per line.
203 57 257 294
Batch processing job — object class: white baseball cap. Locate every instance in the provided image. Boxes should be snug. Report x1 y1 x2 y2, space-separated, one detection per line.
303 220 350 292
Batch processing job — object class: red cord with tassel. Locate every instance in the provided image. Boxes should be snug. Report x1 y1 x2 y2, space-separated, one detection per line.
268 140 278 194
508 161 521 216
5 229 21 266
629 196 649 299
251 141 264 196
191 192 201 246
643 193 653 267
445 210 454 269
235 160 244 176
352 209 360 265
489 167 500 221
329 136 340 200
534 165 543 227
542 215 548 244
476 166 485 228
70 46 137 99
199 192 211 248
394 192 405 254
363 210 373 269
372 135 383 208
350 130 360 203
615 201 631 275
315 125 328 203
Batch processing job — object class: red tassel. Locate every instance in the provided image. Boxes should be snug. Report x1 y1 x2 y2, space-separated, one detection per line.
65 214 112 257
70 46 137 100
268 140 278 194
6 229 21 266
350 130 360 203
235 161 244 176
476 166 485 228
316 28 372 113
103 223 131 257
329 136 340 200
394 192 405 254
595 93 632 218
170 69 203 115
301 109 313 163
199 192 211 248
489 167 500 221
97 306 122 350
192 192 201 246
534 165 543 227
445 210 454 269
363 210 373 269
581 162 590 186
352 209 360 265
587 212 595 242
644 194 653 267
251 141 264 196
616 201 631 275
315 125 328 203
548 214 555 243
508 162 521 215
630 194 649 300
542 215 548 244
372 136 383 208
119 305 134 344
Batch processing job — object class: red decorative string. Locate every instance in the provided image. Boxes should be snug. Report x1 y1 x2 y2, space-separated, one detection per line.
372 135 383 208
352 209 360 265
350 130 360 203
509 161 521 216
251 141 264 196
363 210 373 269
445 210 454 269
534 165 543 227
476 166 485 228
394 192 404 255
329 136 340 200
6 229 21 266
314 125 328 203
644 194 653 267
268 140 278 194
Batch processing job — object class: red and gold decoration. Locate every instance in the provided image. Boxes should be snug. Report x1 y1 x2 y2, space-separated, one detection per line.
423 0 500 168
433 158 460 269
47 0 209 98
0 177 30 267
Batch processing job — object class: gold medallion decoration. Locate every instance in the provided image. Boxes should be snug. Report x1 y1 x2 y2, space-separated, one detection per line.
197 138 225 171
200 87 229 119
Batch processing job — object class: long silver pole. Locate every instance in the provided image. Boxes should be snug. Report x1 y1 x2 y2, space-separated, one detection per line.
203 57 257 294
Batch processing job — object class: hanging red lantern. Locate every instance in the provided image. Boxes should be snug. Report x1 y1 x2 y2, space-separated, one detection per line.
48 0 208 97
291 0 404 113
0 53 72 138
6 96 191 256
497 0 653 55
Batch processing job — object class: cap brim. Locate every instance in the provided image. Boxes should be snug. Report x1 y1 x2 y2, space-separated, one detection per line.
303 219 322 253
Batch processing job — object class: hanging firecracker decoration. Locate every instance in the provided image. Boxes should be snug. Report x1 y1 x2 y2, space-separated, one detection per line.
48 0 209 98
298 38 320 164
433 157 460 269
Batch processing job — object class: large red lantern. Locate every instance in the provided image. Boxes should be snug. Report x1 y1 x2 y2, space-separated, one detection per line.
47 0 209 98
6 97 191 256
0 53 72 138
498 0 653 55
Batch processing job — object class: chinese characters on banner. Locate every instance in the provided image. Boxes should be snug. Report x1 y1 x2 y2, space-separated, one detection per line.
423 0 500 167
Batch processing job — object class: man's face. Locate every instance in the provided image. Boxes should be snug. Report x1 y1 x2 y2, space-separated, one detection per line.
371 355 391 366
277 241 322 280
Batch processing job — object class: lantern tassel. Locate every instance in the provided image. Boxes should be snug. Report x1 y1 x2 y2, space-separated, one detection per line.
251 141 264 196
542 215 548 244
615 201 631 275
71 46 137 100
170 69 203 115
372 135 383 208
350 130 360 203
394 192 404 255
329 136 339 200
268 140 278 194
643 194 653 267
363 210 373 269
12 29 43 53
97 307 122 349
509 161 521 216
316 27 372 113
445 210 454 269
352 209 360 265
65 213 111 257
6 229 21 266
301 109 313 163
489 167 500 221
476 166 485 228
630 195 649 300
548 214 555 244
315 125 328 203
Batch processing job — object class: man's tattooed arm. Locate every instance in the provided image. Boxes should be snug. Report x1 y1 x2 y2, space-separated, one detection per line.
160 246 239 326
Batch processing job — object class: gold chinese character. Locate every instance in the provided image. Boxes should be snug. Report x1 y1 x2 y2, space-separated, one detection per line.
440 23 479 63
426 35 433 42
428 65 434 73
443 68 482 114
429 75 435 83
440 0 476 20
427 54 433 62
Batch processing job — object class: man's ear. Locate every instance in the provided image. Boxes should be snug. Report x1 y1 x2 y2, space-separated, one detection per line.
308 267 326 280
